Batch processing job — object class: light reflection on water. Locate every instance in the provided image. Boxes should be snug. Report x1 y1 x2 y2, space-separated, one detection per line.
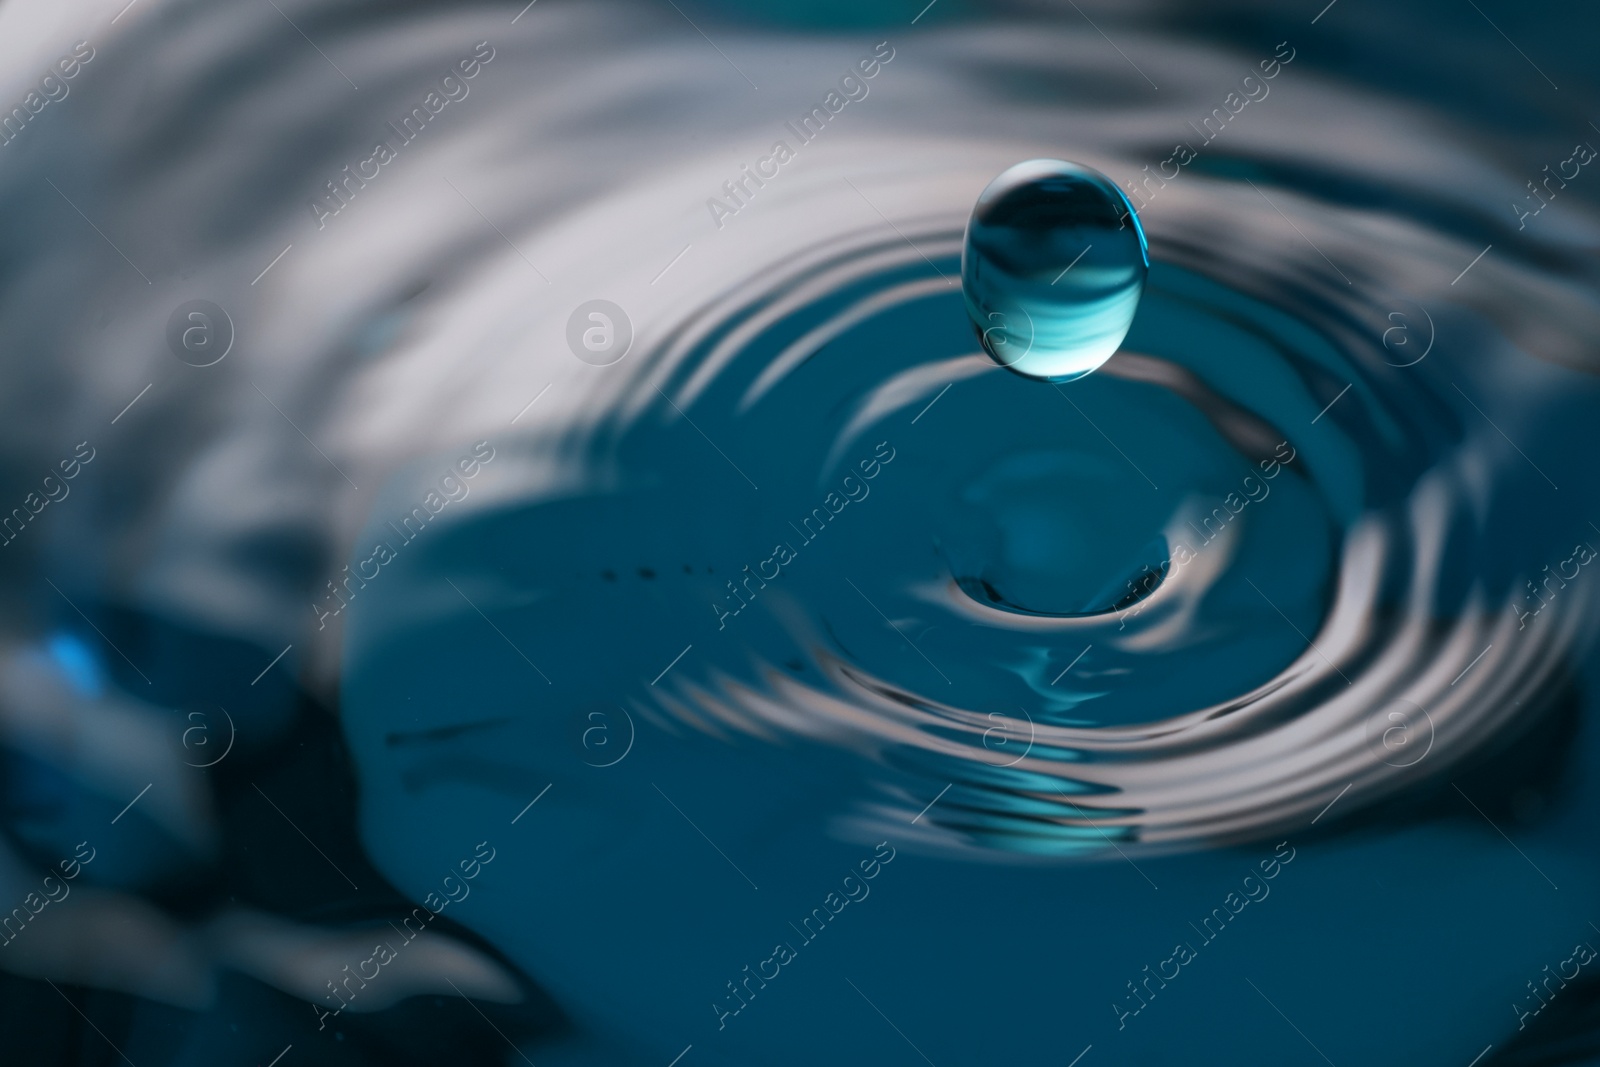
1 1 1599 1064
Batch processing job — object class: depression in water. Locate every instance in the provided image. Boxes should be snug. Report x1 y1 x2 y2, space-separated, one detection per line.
962 158 1149 382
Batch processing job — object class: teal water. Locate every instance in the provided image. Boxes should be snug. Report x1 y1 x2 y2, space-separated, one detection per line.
3 2 1599 1065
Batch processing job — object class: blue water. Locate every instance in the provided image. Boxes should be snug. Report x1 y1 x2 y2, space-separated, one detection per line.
338 246 1600 1066
2 1 1600 1065
962 159 1149 382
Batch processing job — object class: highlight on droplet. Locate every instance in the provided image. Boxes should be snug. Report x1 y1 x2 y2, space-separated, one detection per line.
961 159 1149 382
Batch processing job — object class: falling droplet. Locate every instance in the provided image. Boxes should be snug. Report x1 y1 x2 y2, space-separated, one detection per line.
961 159 1149 383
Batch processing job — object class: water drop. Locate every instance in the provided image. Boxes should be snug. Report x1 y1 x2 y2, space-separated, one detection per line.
961 159 1149 382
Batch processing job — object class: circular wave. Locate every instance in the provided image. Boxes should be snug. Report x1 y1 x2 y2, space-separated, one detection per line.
558 219 1600 857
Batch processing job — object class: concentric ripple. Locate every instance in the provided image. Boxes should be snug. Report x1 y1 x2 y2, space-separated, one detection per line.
327 11 1600 876
542 222 1594 857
